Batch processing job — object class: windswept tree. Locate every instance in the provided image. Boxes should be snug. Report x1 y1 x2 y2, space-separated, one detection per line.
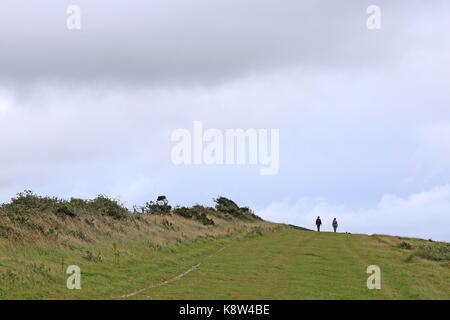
143 195 172 215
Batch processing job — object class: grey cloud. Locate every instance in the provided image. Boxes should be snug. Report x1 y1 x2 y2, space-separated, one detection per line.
1 0 448 87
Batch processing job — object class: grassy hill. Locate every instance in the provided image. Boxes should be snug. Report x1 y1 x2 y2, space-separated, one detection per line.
0 192 448 299
140 230 449 300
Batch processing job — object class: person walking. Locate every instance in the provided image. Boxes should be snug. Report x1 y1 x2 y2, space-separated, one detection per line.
332 218 338 233
315 216 322 232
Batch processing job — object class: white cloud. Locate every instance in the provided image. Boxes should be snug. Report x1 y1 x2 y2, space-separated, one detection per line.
257 185 450 242
413 124 450 179
0 90 13 116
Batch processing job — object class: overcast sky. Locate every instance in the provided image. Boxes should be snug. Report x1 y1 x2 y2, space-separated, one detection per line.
1 1 449 241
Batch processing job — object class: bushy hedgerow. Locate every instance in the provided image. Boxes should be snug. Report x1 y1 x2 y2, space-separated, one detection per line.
173 205 215 226
173 197 261 224
0 192 260 225
0 190 61 215
0 191 129 220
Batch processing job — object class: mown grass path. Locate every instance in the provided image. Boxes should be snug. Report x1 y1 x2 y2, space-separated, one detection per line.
130 229 449 299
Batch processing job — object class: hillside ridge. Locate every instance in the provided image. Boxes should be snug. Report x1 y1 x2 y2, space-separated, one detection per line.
0 191 448 299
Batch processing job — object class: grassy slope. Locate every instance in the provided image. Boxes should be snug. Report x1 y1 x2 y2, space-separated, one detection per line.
0 211 276 299
0 214 448 299
140 229 449 300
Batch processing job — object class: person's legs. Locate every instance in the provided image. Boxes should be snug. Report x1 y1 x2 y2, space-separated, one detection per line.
317 225 320 232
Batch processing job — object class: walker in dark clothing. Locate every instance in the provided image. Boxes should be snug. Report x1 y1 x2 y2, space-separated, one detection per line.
316 217 322 232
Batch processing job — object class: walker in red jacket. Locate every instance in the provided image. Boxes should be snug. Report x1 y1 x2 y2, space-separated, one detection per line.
332 218 338 233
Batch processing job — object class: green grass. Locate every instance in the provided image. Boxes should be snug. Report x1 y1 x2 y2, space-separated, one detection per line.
132 230 450 300
0 233 236 299
1 227 448 299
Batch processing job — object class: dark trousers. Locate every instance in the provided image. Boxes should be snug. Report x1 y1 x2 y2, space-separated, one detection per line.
317 225 320 232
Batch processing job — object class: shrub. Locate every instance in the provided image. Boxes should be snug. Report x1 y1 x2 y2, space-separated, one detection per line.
141 196 172 215
56 202 76 217
415 244 450 261
214 197 241 217
0 191 129 220
173 205 215 226
196 214 215 226
0 191 82 218
156 195 169 206
214 197 262 221
398 241 413 250
69 198 90 212
239 206 263 221
1 190 60 215
89 195 129 220
173 206 193 219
